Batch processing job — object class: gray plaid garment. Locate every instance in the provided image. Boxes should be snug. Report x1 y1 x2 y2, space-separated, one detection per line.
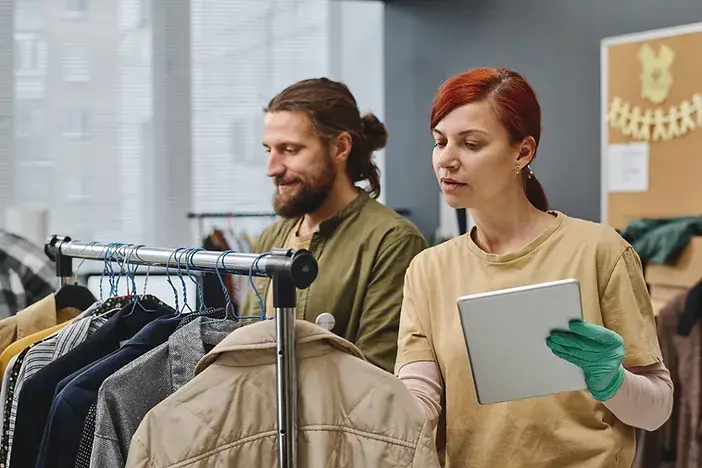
0 232 56 320
88 317 243 468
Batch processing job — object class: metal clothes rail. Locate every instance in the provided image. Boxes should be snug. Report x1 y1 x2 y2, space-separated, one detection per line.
44 235 318 468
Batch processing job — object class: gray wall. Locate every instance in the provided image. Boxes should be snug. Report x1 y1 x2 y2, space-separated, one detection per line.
384 0 702 239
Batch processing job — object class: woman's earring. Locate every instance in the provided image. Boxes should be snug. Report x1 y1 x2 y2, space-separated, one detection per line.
515 165 521 176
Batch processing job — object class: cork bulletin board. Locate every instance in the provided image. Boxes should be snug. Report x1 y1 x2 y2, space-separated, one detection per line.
601 23 702 230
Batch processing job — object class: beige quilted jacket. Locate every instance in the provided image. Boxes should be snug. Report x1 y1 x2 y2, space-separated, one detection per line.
126 320 440 467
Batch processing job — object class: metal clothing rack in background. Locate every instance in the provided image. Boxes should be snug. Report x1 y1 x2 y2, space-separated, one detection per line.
44 235 318 468
187 207 413 241
187 211 279 243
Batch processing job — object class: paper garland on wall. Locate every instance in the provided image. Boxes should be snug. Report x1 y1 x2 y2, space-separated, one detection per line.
606 94 702 141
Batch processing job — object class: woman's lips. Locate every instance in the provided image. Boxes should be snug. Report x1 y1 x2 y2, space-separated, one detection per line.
440 178 467 192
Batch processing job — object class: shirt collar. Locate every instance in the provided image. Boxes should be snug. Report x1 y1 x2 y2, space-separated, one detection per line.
281 190 371 240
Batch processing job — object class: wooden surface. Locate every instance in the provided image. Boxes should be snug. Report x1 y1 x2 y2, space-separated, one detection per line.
604 28 702 230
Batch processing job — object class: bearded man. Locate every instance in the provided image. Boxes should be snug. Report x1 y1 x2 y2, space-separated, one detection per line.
240 78 427 373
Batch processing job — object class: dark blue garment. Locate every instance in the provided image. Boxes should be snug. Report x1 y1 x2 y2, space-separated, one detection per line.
10 299 174 468
35 315 181 468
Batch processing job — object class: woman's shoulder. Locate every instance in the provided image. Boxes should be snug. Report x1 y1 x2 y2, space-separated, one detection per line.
408 235 467 271
557 212 632 262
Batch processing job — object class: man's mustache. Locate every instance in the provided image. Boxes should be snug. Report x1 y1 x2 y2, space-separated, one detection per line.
274 176 303 186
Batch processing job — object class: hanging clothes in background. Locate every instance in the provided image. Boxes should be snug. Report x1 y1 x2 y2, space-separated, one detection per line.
0 231 57 320
620 216 702 266
201 229 237 311
633 281 702 468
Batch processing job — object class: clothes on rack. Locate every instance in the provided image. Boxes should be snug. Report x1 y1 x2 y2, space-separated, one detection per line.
0 282 247 468
126 319 440 468
0 293 81 356
0 296 117 468
0 231 57 320
633 282 702 468
88 317 241 468
240 191 428 373
9 297 174 468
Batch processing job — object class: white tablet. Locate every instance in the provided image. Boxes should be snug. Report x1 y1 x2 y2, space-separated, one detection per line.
457 278 587 405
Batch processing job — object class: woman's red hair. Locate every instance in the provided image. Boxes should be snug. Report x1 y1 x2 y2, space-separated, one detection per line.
430 67 549 212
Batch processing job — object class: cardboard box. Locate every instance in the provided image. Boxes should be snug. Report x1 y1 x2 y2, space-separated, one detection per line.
645 236 702 289
649 284 687 316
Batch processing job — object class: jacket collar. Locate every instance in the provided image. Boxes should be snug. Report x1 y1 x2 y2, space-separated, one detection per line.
16 294 59 339
195 320 366 374
168 317 241 390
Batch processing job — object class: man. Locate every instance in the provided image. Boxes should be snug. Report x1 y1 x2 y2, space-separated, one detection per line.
241 78 427 373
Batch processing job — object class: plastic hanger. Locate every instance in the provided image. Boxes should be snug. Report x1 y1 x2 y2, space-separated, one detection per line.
54 242 99 312
54 283 97 312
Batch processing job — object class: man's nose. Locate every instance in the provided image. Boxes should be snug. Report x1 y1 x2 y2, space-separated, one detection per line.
266 151 285 178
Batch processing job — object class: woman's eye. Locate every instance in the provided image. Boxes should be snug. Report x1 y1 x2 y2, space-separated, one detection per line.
433 141 446 148
465 141 481 150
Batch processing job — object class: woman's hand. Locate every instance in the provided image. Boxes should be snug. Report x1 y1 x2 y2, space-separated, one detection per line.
546 320 625 401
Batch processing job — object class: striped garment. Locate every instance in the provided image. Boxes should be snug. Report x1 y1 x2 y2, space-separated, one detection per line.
0 302 108 468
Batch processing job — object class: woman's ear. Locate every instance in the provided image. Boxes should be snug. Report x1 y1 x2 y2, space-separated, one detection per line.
515 136 536 167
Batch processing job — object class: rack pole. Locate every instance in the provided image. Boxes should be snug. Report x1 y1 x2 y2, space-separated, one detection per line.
45 236 318 468
272 252 298 468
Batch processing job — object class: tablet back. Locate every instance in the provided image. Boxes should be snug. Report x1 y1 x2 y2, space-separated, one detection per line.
457 278 587 405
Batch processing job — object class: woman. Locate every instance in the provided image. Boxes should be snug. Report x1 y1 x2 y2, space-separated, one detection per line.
396 68 673 468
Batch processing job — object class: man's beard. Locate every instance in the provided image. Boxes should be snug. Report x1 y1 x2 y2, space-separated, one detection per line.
273 156 335 219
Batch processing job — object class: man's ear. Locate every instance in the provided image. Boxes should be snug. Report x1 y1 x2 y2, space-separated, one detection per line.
515 136 536 167
331 132 353 163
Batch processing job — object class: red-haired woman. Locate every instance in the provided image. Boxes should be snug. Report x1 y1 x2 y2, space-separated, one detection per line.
396 68 673 467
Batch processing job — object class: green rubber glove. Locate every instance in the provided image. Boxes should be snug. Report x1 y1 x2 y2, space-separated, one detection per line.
546 320 625 401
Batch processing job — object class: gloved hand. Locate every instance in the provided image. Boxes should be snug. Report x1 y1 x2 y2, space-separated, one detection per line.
546 320 625 401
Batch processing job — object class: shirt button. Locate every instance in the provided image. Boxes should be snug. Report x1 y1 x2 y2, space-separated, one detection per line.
315 313 335 331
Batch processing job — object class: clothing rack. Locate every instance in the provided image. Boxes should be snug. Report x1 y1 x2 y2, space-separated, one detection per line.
187 211 279 243
44 235 318 468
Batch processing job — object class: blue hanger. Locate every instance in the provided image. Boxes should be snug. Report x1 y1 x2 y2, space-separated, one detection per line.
183 248 207 314
213 250 238 320
173 248 192 315
250 252 272 321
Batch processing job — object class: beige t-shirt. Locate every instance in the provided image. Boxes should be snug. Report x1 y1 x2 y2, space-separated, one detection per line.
264 223 313 318
396 212 662 468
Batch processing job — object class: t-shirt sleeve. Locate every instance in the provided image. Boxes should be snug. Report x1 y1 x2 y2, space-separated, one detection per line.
394 259 436 374
600 246 662 368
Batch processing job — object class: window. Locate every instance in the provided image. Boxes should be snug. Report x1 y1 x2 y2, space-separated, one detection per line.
137 0 149 28
61 45 92 82
63 111 91 139
15 104 44 139
230 119 250 165
15 33 47 75
191 0 330 216
64 0 88 18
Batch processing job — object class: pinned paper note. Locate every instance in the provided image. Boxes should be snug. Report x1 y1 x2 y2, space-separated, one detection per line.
607 142 650 193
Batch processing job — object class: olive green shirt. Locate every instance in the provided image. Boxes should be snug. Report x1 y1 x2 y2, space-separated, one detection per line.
240 191 427 372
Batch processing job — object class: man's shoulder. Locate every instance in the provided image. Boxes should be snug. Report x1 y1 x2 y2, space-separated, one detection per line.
357 198 425 244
